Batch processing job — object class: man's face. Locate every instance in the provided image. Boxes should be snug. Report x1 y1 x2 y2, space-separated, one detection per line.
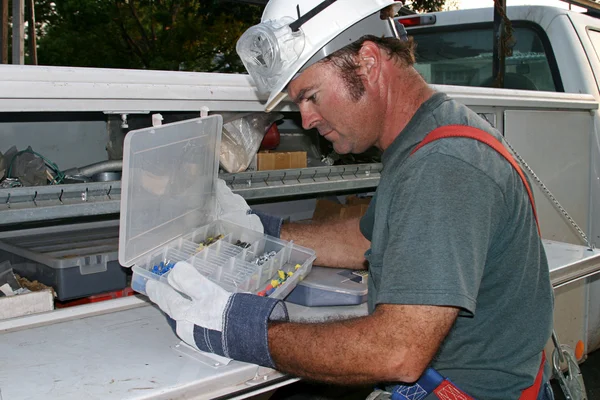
287 61 379 154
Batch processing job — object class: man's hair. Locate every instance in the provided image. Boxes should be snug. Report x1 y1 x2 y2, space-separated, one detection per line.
322 35 416 101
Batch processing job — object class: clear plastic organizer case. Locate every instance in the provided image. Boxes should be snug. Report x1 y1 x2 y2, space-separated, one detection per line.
119 116 315 301
131 220 315 300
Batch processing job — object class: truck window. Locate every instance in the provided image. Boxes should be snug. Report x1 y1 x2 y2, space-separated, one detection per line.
411 25 560 92
587 29 600 63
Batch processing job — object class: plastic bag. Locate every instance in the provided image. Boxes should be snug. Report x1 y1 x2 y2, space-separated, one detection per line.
219 112 283 173
0 146 17 181
0 151 5 181
10 147 47 186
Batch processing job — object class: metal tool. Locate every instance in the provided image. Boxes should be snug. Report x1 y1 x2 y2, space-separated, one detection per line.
552 331 587 400
92 171 122 182
366 389 391 400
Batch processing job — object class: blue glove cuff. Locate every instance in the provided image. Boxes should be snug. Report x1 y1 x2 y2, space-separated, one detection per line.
222 293 288 368
164 293 288 369
250 209 284 238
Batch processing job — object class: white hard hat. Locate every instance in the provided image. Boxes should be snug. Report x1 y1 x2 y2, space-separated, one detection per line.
236 0 402 111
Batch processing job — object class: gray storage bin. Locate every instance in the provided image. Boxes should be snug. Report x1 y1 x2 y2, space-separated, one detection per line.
286 266 368 306
0 221 127 301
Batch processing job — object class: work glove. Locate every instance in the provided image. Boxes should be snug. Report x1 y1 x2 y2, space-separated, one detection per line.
215 178 264 233
250 209 284 238
215 177 283 237
146 261 288 368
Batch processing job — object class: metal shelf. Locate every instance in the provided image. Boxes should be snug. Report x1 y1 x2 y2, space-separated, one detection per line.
220 164 381 200
0 164 381 225
0 182 121 225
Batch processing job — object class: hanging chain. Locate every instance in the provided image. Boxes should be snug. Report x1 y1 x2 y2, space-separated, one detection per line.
502 137 594 250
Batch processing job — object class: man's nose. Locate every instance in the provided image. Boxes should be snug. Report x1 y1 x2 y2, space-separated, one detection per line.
299 103 321 130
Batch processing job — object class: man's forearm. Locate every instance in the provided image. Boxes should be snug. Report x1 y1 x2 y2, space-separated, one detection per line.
267 305 458 385
268 316 403 384
280 217 369 269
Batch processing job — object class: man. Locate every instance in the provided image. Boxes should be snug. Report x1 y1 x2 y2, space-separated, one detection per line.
147 1 554 398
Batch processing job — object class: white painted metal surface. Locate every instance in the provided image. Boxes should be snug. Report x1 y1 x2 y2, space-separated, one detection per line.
0 296 367 400
586 275 600 351
545 240 600 355
504 110 593 246
0 296 147 334
565 12 600 353
0 303 270 400
0 64 596 113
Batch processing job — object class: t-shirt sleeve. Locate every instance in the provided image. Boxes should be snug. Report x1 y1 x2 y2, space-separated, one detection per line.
359 193 377 242
376 153 506 316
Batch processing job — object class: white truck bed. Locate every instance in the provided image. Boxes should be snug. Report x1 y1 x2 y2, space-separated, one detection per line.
0 296 367 400
0 240 597 400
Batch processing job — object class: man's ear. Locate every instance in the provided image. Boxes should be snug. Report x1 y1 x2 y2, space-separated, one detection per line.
357 41 381 85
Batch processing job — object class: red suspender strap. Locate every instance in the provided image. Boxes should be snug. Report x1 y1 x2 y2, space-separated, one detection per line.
410 125 541 236
520 352 546 400
410 124 546 399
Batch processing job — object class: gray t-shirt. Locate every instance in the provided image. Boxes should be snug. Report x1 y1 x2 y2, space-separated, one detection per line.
360 93 553 399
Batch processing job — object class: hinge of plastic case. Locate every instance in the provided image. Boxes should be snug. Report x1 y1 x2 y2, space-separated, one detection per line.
200 106 210 118
171 341 231 369
245 366 281 386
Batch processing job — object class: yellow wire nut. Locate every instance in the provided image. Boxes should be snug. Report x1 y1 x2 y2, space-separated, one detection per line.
294 264 301 270
271 279 280 288
278 270 286 280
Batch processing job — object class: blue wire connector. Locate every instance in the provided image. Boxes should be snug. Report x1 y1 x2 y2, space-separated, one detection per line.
151 261 175 276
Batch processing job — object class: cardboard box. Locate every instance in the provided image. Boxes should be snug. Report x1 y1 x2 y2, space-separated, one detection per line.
346 195 372 206
340 203 370 219
257 151 307 171
312 196 372 221
312 199 344 221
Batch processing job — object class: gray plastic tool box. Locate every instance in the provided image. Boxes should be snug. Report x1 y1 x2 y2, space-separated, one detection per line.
286 266 368 306
0 220 127 301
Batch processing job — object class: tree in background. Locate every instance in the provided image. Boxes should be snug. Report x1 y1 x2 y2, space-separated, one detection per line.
442 0 461 11
33 0 447 72
404 0 447 13
36 0 262 71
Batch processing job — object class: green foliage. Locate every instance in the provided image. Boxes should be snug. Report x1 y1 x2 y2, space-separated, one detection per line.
35 0 262 72
32 0 446 71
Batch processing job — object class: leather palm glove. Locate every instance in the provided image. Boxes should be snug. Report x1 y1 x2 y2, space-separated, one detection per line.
146 261 288 368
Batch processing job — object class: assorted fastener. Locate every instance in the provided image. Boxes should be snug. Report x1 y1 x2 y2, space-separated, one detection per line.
196 234 225 252
257 264 302 297
234 240 251 249
252 251 277 266
152 261 175 276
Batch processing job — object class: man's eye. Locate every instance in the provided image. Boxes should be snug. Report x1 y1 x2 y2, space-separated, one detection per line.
307 94 317 103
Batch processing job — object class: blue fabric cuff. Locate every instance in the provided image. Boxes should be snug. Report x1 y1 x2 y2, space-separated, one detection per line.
250 209 284 238
222 293 289 368
163 293 288 368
